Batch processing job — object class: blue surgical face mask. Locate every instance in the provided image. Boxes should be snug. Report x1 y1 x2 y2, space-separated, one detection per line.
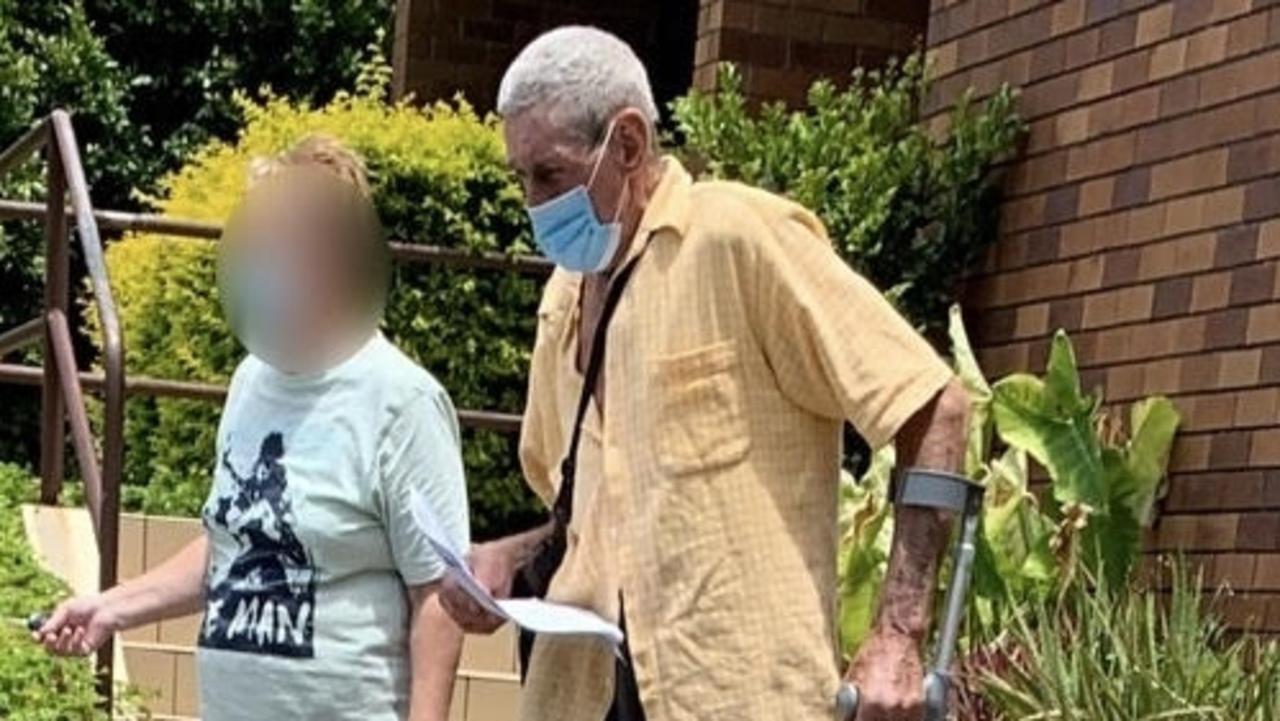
526 122 627 273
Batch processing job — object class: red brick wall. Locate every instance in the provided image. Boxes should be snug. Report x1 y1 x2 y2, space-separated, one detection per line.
925 0 1280 632
391 0 697 113
693 0 930 104
392 1 929 112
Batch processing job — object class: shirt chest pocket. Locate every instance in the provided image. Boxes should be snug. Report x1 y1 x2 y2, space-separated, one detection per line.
652 341 751 476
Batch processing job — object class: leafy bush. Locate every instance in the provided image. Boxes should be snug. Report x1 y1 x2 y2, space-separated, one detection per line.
0 463 107 719
978 558 1280 720
672 56 1024 333
0 0 149 466
837 306 1180 656
92 61 543 538
82 0 395 188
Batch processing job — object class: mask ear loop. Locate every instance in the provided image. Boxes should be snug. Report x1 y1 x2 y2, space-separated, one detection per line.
585 119 619 191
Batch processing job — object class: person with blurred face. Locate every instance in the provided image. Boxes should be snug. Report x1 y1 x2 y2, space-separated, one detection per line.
35 137 470 721
436 26 972 721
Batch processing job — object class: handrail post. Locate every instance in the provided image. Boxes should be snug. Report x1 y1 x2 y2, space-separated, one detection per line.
39 127 66 505
50 110 122 712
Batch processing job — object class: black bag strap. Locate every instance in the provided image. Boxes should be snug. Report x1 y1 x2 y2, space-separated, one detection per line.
550 255 643 529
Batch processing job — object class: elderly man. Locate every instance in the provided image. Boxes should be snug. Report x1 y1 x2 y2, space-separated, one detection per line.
441 26 969 721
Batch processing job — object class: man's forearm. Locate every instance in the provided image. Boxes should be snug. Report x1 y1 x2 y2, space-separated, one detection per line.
105 534 209 629
408 585 464 721
874 380 969 641
500 520 556 567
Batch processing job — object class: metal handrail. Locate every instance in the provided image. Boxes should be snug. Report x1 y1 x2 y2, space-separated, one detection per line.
0 199 556 275
0 110 125 708
0 363 523 433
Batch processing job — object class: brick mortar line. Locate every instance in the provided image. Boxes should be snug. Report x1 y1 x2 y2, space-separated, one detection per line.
1044 379 1280 410
949 52 1280 207
963 218 1280 311
984 257 1280 338
927 0 1255 92
1147 467 1280 480
1111 381 1280 406
921 13 1278 168
1163 504 1280 515
994 87 1280 206
963 174 1280 290
974 335 1280 379
927 0 1083 48
972 314 1280 372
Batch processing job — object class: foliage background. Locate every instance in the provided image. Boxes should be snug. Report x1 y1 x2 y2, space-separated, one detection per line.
0 0 394 475
673 57 1024 336
81 0 395 187
0 0 147 465
0 463 106 720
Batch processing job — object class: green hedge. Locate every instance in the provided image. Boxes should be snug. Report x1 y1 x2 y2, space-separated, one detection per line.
673 56 1024 333
92 64 543 538
0 0 149 467
0 463 107 720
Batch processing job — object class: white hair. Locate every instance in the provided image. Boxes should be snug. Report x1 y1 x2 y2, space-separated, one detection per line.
497 26 659 147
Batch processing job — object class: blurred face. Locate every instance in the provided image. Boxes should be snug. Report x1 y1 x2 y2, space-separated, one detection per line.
218 168 387 373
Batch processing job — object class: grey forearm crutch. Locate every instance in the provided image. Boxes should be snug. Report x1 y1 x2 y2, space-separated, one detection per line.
835 468 985 721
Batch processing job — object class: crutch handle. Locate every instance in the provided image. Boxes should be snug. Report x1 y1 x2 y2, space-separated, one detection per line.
835 672 948 720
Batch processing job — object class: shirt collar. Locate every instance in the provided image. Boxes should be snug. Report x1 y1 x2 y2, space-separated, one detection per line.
627 156 692 255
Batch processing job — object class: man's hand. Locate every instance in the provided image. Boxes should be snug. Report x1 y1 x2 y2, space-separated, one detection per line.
34 594 122 656
439 538 522 634
847 629 925 721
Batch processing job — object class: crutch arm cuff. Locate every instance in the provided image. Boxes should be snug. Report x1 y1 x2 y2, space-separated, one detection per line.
889 468 983 514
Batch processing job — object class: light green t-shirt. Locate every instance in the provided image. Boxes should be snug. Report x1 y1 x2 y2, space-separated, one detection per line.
197 332 470 721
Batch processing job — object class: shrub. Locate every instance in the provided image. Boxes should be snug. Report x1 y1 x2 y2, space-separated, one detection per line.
0 463 107 719
978 558 1280 720
82 0 396 187
837 306 1180 657
672 56 1024 334
0 0 149 467
92 61 543 538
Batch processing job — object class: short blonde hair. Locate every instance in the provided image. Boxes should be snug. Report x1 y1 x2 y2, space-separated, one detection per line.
249 134 371 197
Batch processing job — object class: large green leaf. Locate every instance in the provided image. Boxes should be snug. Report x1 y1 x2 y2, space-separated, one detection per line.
991 333 1106 510
1113 397 1180 526
1082 397 1180 587
948 304 993 478
837 447 895 655
971 448 1057 629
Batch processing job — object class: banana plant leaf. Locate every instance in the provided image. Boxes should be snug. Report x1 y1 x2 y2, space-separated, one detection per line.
991 331 1108 511
971 448 1057 628
837 446 895 656
1086 396 1181 586
1111 396 1180 526
949 304 993 478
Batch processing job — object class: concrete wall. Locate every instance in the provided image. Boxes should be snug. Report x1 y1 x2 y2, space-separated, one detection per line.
925 0 1280 633
115 514 521 720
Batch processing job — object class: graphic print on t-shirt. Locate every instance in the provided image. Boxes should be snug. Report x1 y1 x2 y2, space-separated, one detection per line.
200 432 317 658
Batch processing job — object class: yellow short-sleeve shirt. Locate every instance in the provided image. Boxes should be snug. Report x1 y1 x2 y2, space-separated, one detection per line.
517 158 954 721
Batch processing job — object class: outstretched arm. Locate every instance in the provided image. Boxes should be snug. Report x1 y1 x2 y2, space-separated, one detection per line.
37 534 209 656
849 379 969 721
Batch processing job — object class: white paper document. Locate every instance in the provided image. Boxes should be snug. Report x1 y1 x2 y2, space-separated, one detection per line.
410 490 624 647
